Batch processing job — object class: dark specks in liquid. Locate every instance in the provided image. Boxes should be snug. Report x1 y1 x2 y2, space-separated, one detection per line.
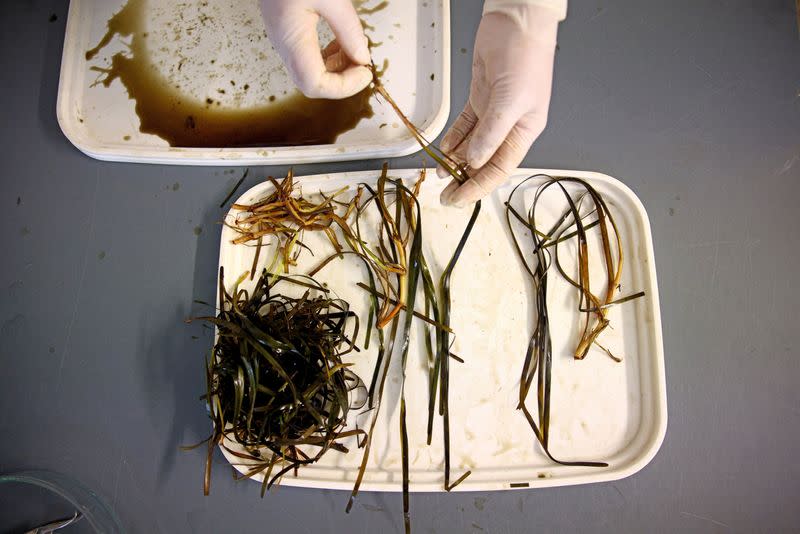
85 0 374 148
269 95 276 102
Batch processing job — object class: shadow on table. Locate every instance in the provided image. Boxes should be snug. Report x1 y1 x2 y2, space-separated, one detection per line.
142 304 209 491
141 189 230 491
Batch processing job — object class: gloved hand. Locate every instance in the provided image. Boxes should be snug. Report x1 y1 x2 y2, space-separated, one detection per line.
260 0 372 99
438 1 564 207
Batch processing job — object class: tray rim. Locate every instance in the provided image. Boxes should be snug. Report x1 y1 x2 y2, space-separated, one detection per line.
215 167 667 492
55 0 452 166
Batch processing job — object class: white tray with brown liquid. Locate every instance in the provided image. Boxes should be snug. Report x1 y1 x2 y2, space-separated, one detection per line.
56 0 451 165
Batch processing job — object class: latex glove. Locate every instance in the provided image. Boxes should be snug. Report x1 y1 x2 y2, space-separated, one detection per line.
438 2 563 207
261 0 372 99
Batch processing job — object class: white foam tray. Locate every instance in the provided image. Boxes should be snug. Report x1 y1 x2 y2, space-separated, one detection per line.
216 168 666 492
56 0 450 165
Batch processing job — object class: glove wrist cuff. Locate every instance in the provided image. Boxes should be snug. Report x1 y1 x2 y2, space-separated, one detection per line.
483 0 567 22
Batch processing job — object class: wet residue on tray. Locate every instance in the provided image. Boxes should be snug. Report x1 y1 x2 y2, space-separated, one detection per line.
85 0 379 148
356 0 388 15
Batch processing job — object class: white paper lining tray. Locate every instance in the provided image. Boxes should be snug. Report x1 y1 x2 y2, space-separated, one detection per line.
56 0 450 165
216 168 666 492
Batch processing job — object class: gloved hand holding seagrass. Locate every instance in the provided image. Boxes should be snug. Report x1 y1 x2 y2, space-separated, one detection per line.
439 0 565 207
260 0 373 99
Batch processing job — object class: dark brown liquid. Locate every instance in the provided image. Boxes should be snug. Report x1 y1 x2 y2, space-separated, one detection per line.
86 0 374 148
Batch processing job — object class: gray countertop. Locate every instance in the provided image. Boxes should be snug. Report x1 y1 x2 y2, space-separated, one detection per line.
1 1 798 532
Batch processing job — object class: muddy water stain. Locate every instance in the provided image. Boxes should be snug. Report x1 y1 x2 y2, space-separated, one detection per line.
356 0 388 15
86 0 374 148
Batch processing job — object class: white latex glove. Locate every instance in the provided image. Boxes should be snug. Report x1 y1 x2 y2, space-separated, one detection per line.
438 2 563 207
260 0 372 99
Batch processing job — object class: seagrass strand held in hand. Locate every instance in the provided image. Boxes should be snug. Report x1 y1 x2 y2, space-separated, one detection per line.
192 267 366 495
505 175 645 467
371 67 480 494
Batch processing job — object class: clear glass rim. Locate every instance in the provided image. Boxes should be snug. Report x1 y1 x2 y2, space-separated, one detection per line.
0 469 124 533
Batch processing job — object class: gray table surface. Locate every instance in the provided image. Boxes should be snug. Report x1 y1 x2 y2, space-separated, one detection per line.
1 0 799 532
